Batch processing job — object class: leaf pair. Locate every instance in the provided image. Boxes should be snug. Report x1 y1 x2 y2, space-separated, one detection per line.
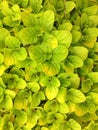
1 1 21 27
40 76 60 100
4 48 27 66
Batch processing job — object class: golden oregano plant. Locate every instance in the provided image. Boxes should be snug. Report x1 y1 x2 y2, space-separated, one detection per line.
0 0 98 130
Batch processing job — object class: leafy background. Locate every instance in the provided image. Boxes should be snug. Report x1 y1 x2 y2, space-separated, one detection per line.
0 0 98 130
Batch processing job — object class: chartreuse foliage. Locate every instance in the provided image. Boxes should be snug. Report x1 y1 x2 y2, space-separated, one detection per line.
0 0 98 129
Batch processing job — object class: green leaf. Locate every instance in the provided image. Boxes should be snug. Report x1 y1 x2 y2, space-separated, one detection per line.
30 0 42 13
28 45 46 62
75 99 96 116
0 1 13 16
59 103 69 114
5 89 16 99
71 31 81 44
17 27 37 45
68 119 81 130
56 87 67 103
4 48 16 66
41 127 49 130
21 12 38 27
68 55 83 68
56 0 64 11
38 91 45 100
39 10 54 32
58 22 72 31
52 45 68 62
58 73 71 87
0 77 6 88
88 72 98 83
0 28 10 49
80 13 88 27
0 95 13 110
11 4 20 13
67 101 75 113
3 16 20 27
0 64 6 76
14 90 29 110
39 76 60 88
27 82 40 92
13 47 27 61
31 93 41 107
44 100 59 112
52 30 72 48
71 46 88 61
88 92 98 105
69 73 80 88
88 15 98 27
26 110 41 128
94 42 98 52
81 79 92 93
0 86 4 103
11 4 21 21
15 110 27 126
42 61 60 76
64 62 74 73
83 5 98 15
5 36 21 49
18 0 29 8
83 28 98 41
66 1 76 14
83 121 95 130
0 53 4 64
42 33 58 50
15 78 27 89
45 86 58 100
67 88 86 103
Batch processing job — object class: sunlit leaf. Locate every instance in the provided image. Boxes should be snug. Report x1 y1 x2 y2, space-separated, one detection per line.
27 82 40 92
13 47 27 61
52 30 72 48
0 53 4 64
39 76 60 88
42 33 58 50
58 22 72 31
67 55 83 68
56 87 67 103
42 61 60 76
88 72 98 83
5 36 21 49
28 45 46 63
66 1 76 14
68 119 81 130
83 5 98 15
30 0 42 13
0 28 10 49
45 86 58 100
39 10 54 32
59 103 69 114
17 27 37 44
67 88 86 103
52 45 68 62
21 12 38 27
71 46 88 61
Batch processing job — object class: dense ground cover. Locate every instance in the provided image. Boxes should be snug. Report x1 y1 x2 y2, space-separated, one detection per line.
0 0 98 130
